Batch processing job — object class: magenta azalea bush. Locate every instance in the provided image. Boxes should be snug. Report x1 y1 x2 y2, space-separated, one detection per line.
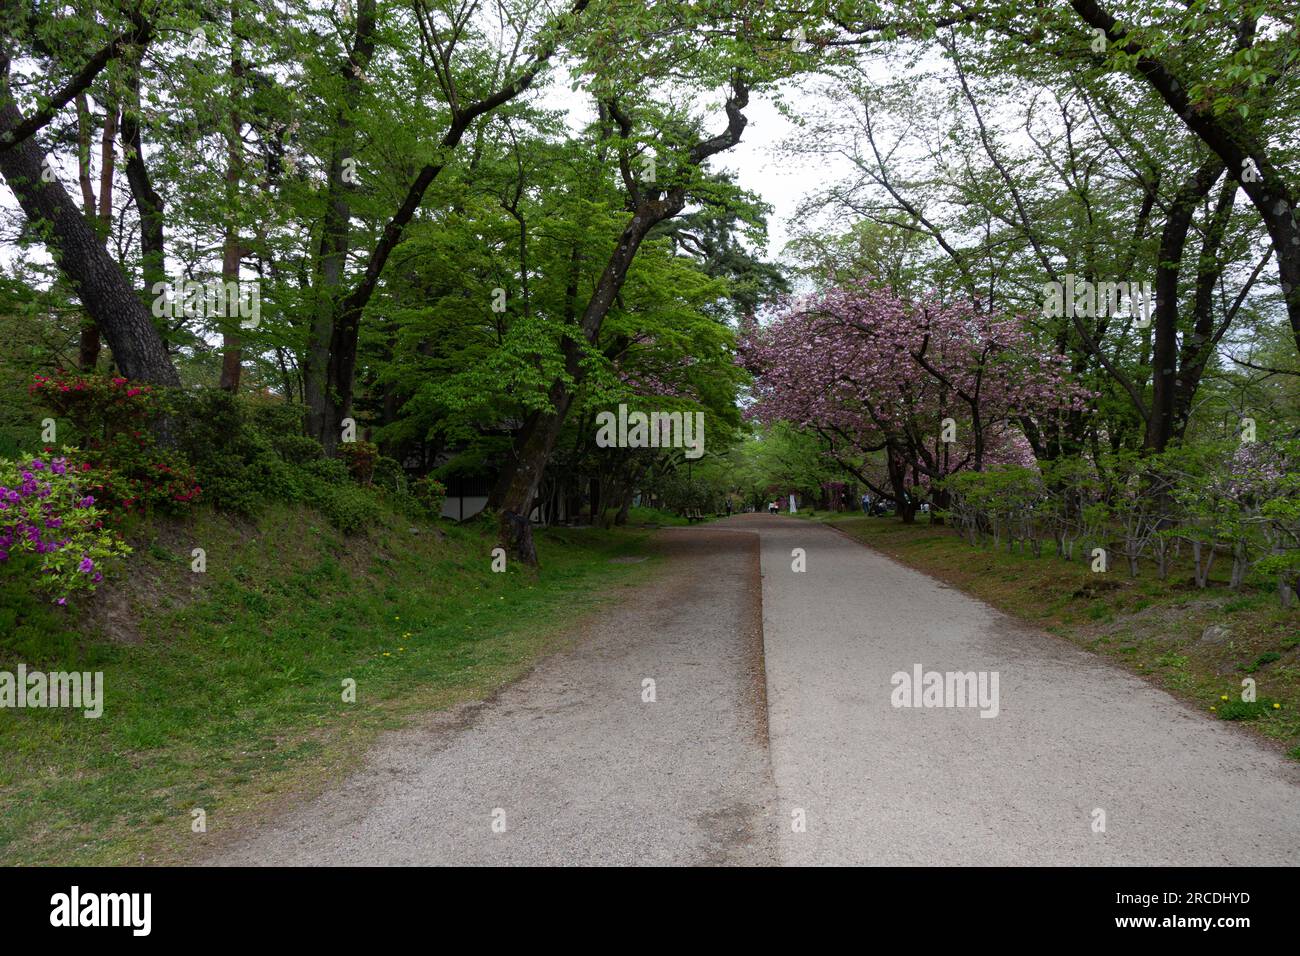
31 370 201 516
0 455 130 603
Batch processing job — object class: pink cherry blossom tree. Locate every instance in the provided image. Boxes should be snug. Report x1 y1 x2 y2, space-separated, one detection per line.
740 280 1089 521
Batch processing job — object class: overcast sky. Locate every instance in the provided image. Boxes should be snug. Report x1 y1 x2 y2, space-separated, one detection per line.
533 66 860 263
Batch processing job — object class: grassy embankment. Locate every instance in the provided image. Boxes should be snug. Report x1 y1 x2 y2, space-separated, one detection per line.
0 502 667 864
808 512 1300 757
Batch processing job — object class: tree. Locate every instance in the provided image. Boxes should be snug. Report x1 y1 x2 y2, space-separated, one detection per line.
493 75 754 563
0 4 178 385
743 281 1086 520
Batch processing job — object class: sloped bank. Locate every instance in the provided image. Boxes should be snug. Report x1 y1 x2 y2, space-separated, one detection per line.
0 501 660 864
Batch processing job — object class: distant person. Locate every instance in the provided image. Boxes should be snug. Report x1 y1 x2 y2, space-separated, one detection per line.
768 501 778 515
725 498 733 516
861 493 870 513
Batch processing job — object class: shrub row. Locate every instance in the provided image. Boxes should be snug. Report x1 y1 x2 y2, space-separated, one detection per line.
938 442 1300 607
10 372 451 602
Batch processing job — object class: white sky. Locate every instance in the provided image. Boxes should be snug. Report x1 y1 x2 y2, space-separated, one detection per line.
532 62 858 262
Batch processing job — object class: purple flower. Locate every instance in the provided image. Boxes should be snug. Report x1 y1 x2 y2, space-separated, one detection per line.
78 556 94 574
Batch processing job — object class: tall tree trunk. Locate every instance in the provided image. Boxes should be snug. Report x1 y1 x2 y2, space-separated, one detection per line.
74 94 101 371
495 193 685 559
1147 158 1222 452
218 1 246 393
495 384 576 564
0 98 178 385
120 50 166 298
74 95 97 216
303 0 376 450
217 237 243 390
70 93 117 371
96 101 118 227
886 444 916 524
1172 174 1243 441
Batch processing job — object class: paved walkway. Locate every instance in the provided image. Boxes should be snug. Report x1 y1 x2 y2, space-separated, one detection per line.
744 514 1300 865
207 514 1300 865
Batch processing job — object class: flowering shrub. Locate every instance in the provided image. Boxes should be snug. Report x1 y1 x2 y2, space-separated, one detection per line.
1165 440 1300 593
30 371 200 517
65 439 201 516
411 476 447 516
30 370 156 440
920 441 1300 608
0 455 129 603
339 440 379 485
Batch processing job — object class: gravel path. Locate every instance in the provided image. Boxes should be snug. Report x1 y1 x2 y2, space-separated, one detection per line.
206 514 1300 866
208 528 779 866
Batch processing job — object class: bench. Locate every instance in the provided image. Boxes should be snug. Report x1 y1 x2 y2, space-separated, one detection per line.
685 509 706 523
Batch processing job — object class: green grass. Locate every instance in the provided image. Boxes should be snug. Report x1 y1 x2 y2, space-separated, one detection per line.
1213 698 1283 721
0 502 661 864
820 513 1300 756
624 505 690 526
1243 652 1283 673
